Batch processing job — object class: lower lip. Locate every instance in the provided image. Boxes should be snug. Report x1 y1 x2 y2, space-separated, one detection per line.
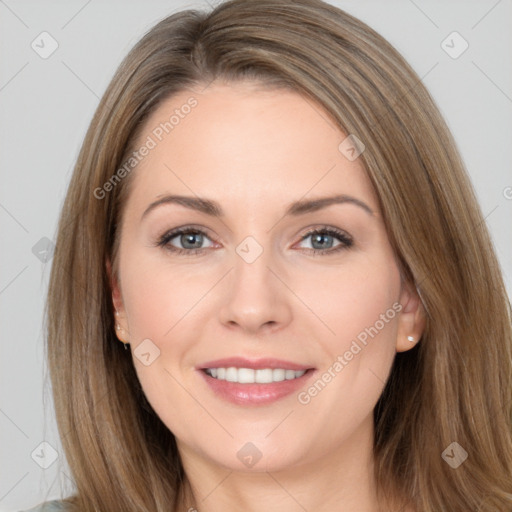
198 369 314 406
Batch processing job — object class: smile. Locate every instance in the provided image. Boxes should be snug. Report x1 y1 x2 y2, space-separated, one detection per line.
197 357 315 406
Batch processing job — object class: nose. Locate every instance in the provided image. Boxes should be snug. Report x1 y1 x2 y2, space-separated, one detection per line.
218 243 293 336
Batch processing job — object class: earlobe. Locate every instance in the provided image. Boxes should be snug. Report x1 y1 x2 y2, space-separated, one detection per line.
395 283 426 353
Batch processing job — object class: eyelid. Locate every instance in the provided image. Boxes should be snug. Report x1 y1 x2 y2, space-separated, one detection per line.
294 226 353 252
156 225 217 251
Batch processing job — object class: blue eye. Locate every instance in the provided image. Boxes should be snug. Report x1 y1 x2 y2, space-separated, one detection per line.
297 228 353 254
156 225 353 256
157 227 214 255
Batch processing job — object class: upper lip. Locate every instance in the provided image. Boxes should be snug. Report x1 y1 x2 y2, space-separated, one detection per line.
197 357 313 371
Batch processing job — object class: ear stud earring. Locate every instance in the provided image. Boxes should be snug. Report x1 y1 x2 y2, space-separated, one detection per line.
407 336 415 342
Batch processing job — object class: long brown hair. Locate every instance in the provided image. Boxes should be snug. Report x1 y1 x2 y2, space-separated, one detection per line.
46 0 512 510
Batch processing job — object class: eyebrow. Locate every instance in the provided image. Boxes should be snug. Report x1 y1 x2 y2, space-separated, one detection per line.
141 193 374 221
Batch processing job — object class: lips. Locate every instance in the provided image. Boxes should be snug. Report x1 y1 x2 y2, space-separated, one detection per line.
197 357 315 406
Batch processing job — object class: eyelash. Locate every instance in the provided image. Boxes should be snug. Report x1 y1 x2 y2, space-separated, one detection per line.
156 225 353 257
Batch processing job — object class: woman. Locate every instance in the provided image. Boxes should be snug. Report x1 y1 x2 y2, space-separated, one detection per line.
28 0 512 510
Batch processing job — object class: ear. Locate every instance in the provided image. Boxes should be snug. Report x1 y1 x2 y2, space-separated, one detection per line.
106 259 130 342
395 281 426 352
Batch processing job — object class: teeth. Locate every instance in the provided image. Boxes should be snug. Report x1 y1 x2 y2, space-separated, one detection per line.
205 367 306 383
238 368 255 383
285 369 296 380
272 369 285 382
256 368 272 383
226 367 238 382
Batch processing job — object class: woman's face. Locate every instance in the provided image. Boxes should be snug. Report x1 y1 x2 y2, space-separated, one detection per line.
111 81 422 473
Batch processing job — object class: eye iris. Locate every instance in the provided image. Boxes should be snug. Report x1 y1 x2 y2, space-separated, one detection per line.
181 232 203 249
311 233 333 249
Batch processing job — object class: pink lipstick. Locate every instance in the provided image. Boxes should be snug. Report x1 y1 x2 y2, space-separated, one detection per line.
197 357 315 406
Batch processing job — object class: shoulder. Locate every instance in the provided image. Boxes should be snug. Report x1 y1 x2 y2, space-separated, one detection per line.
19 500 69 512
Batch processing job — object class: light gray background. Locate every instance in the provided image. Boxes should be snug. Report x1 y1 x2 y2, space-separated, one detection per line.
1 1 511 510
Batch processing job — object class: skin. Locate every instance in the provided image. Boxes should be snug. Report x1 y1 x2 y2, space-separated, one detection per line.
110 81 425 512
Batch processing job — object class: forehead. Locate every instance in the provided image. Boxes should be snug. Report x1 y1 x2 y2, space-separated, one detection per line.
127 82 377 214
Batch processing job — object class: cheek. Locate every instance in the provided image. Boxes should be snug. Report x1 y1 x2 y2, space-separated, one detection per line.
295 253 401 413
335 268 400 350
294 254 401 352
120 258 208 439
120 254 210 345
289 275 400 459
